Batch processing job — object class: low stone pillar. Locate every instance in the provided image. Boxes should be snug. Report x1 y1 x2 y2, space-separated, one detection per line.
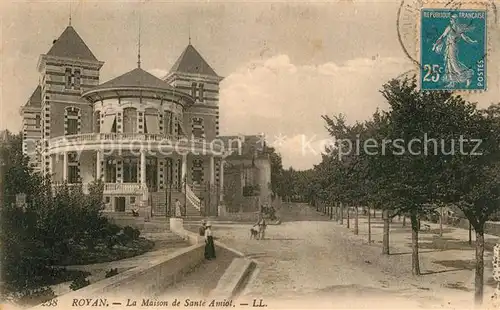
218 204 227 217
493 243 500 305
170 217 184 232
140 200 150 222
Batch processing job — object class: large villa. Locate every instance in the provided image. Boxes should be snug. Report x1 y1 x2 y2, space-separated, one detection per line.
20 22 271 217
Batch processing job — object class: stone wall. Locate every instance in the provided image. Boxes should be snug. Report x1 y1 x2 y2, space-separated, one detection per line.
29 242 205 309
446 217 500 237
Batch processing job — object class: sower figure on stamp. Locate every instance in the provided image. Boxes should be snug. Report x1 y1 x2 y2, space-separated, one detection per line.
432 14 477 88
204 222 216 260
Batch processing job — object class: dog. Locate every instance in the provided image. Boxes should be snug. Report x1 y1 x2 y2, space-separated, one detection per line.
250 226 260 239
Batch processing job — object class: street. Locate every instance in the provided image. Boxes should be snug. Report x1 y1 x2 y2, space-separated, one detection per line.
200 203 498 309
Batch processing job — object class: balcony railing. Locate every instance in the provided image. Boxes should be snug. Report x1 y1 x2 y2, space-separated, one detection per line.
51 133 177 144
103 183 147 194
48 133 224 153
52 182 147 195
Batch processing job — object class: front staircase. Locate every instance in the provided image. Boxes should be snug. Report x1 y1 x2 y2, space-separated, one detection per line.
148 184 202 218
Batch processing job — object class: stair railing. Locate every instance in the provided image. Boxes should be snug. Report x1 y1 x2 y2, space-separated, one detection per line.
183 182 201 212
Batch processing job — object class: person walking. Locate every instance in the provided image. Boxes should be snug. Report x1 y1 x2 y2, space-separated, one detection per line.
175 199 182 218
199 219 207 236
204 222 216 260
256 213 267 240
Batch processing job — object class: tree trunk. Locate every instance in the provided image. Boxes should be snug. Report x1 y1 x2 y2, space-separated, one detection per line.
474 228 485 305
410 211 421 276
439 206 443 237
340 203 344 225
373 208 376 218
347 207 350 229
335 204 339 222
469 222 472 245
368 205 372 243
354 206 359 235
329 205 333 220
382 209 390 255
402 215 406 227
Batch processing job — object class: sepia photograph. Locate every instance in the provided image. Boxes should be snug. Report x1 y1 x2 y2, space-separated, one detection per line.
0 0 499 309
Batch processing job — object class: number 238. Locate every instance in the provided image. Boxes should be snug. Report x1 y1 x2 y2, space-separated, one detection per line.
41 299 58 307
423 64 442 82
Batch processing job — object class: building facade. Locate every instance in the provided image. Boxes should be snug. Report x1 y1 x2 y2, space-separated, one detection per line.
20 23 272 217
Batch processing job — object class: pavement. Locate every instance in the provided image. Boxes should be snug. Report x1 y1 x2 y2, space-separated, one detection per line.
193 203 500 309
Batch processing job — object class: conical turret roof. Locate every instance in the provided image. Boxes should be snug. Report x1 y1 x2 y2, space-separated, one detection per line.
169 44 218 77
46 26 98 61
93 67 175 91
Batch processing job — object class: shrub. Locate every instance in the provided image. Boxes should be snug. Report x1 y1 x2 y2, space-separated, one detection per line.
105 268 119 278
17 287 56 307
69 275 90 291
243 184 260 197
123 226 140 240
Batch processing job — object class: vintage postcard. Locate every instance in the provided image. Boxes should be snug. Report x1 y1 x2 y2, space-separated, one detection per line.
1 0 500 310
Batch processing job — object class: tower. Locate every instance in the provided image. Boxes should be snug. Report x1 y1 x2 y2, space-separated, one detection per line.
37 25 104 176
164 43 223 141
164 43 224 193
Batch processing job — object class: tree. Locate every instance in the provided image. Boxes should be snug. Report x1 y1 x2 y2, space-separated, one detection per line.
376 77 473 275
265 146 285 200
439 103 500 305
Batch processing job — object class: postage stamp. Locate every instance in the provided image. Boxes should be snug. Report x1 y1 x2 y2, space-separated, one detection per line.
419 6 488 91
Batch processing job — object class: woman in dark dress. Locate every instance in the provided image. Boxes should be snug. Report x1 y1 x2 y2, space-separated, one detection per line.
204 222 216 260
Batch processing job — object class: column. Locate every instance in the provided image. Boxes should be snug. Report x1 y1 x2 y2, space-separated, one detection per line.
96 151 101 180
209 156 215 185
48 154 53 177
181 154 187 184
63 152 68 181
219 158 224 201
140 151 146 184
140 151 148 203
102 155 107 182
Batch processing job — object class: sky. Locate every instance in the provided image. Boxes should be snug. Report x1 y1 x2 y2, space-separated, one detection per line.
1 0 499 170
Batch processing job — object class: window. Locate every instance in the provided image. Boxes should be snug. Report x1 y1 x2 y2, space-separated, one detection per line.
66 109 79 135
123 108 137 133
94 111 100 133
106 159 117 183
65 68 72 89
68 166 79 184
192 159 203 184
123 157 138 183
67 152 79 184
35 115 41 128
67 119 77 135
192 117 204 138
191 82 197 97
130 197 136 204
74 69 81 89
144 108 159 134
164 112 173 135
111 119 117 133
198 83 204 102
